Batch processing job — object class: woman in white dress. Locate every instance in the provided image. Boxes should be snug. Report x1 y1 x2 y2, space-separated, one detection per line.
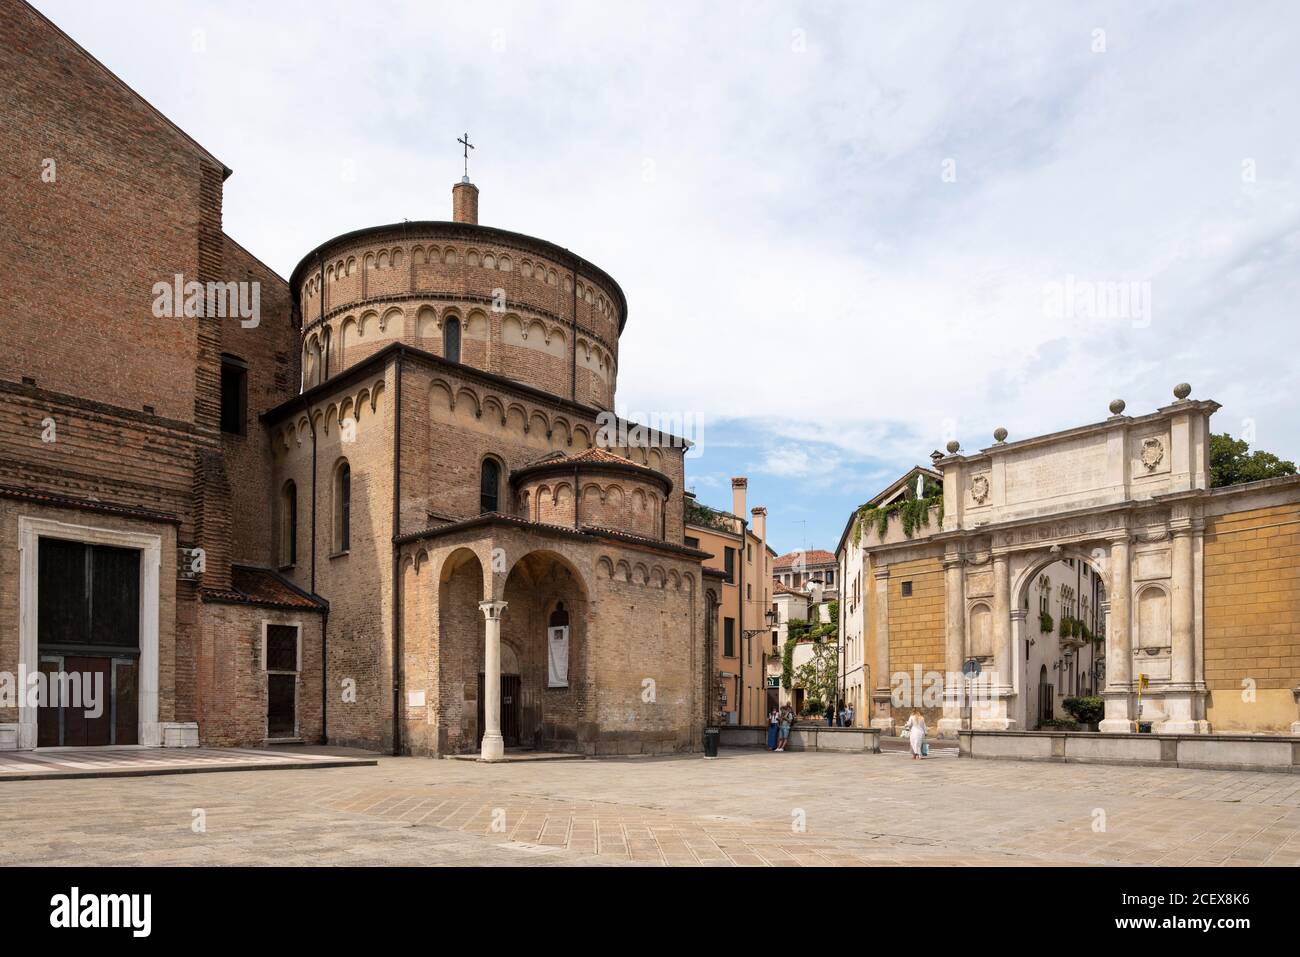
902 709 927 759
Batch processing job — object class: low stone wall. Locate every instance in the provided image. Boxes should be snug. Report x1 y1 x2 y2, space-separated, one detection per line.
717 725 881 754
958 730 1300 773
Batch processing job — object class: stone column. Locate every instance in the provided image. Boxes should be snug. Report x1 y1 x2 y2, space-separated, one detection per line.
1099 536 1134 732
982 553 1016 730
992 554 1012 691
1171 528 1194 685
479 599 508 761
871 566 894 733
1163 526 1209 732
938 555 966 736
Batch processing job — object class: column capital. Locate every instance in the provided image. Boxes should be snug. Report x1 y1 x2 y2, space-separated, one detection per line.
478 599 508 620
874 565 891 580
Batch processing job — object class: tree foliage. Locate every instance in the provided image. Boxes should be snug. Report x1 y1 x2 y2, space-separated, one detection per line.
793 639 839 709
1210 433 1296 488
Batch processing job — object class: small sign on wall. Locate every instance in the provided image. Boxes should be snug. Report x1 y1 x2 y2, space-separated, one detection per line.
407 690 426 708
548 625 569 688
177 545 205 581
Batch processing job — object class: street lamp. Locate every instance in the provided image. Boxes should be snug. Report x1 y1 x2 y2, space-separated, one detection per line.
741 609 778 723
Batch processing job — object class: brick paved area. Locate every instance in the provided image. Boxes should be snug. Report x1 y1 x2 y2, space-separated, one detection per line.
2 749 1298 866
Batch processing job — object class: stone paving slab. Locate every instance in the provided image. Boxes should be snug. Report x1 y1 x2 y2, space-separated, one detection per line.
0 746 376 781
1 749 1298 866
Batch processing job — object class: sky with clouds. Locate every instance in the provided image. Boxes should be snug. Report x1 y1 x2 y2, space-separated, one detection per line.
37 0 1300 555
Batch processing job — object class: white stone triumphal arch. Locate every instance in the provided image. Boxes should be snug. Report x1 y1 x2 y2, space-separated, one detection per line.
933 387 1215 735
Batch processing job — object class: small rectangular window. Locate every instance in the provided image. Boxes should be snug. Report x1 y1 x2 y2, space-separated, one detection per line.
265 624 300 672
220 355 247 435
723 617 735 657
685 536 699 549
723 547 735 583
901 580 913 597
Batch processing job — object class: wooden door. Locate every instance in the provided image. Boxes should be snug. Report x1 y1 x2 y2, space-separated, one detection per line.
60 656 112 747
478 673 523 748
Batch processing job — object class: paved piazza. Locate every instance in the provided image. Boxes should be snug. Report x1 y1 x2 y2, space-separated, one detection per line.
2 749 1299 867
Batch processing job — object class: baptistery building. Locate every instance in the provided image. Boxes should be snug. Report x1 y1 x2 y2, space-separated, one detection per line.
272 180 709 757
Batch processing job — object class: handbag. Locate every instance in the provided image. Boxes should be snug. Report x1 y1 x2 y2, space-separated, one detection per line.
921 741 929 756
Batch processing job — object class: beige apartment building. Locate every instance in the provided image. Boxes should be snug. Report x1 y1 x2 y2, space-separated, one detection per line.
686 479 775 726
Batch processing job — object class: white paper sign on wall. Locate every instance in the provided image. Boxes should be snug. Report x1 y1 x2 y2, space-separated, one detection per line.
548 625 569 687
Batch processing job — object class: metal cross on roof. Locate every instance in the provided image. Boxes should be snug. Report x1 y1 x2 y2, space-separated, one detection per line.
457 132 474 178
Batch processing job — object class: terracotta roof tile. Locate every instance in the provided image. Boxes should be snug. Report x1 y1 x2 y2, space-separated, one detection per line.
204 566 325 610
773 549 836 570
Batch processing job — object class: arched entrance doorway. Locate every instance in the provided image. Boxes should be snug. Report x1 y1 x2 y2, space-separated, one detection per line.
436 547 486 753
1011 548 1108 730
498 549 590 752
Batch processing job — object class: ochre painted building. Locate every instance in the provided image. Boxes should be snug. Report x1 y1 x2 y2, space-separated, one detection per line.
685 479 775 728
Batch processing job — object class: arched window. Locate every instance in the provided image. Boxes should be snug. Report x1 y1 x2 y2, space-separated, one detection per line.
480 458 500 514
333 461 351 552
444 317 461 364
549 601 570 629
280 481 297 567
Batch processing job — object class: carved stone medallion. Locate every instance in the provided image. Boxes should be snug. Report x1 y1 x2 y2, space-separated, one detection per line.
1140 437 1164 472
971 473 990 504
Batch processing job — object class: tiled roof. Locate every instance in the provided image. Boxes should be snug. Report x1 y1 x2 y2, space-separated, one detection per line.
773 582 810 598
203 566 325 610
517 446 670 482
773 549 836 570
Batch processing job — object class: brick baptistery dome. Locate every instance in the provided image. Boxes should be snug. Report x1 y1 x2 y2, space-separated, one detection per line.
289 180 628 411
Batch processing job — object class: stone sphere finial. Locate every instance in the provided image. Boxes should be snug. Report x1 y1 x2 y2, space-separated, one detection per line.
1173 382 1192 400
1109 399 1126 415
945 440 960 454
993 427 1008 444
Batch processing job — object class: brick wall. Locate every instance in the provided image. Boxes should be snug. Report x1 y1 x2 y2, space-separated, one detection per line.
222 237 298 568
0 0 219 423
196 600 323 746
1203 502 1300 731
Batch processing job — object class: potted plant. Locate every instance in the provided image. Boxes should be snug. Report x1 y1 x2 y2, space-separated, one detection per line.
1039 610 1054 634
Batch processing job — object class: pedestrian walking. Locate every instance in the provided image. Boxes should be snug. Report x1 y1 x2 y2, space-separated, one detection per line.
902 708 928 759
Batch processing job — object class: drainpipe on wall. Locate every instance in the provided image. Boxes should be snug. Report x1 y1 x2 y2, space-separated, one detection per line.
304 390 322 742
737 525 745 726
319 604 329 745
390 349 405 756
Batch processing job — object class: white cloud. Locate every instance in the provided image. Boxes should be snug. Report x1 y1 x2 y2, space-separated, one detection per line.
39 0 1300 466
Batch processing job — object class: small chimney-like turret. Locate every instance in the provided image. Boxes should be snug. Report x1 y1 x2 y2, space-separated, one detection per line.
452 178 479 224
731 477 747 522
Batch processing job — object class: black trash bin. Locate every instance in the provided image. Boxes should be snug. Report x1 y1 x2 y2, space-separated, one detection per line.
1138 721 1153 734
703 728 720 758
